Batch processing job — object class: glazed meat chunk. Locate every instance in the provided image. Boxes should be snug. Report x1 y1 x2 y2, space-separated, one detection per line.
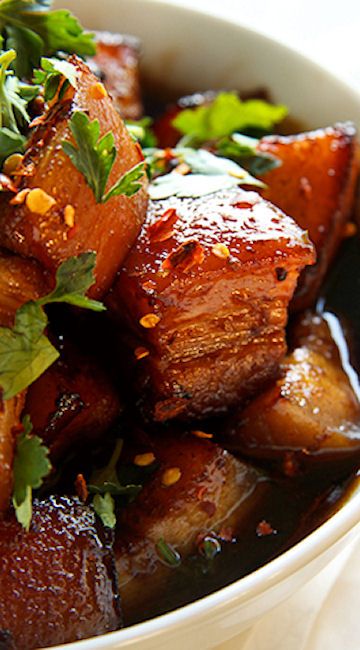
0 56 148 298
0 496 121 649
25 341 122 461
258 123 359 309
91 31 143 120
115 433 265 623
224 313 360 465
108 188 315 420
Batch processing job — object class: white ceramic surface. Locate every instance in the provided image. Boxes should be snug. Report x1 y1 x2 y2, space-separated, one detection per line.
51 1 360 648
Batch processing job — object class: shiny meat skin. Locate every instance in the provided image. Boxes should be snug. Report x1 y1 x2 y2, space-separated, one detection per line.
0 393 25 514
0 496 121 649
108 188 315 420
225 313 360 464
258 123 359 309
0 252 50 328
0 56 148 299
25 341 122 461
91 32 143 120
115 433 265 623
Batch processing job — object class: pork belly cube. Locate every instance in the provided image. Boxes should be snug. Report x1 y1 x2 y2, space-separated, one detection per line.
258 123 359 309
224 313 360 466
115 433 265 623
108 188 315 421
0 496 121 649
0 56 148 299
25 341 122 461
91 31 143 120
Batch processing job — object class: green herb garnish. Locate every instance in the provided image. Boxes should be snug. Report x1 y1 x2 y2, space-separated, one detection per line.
92 492 116 529
12 414 51 531
89 439 142 529
144 147 264 200
33 56 77 102
172 91 288 146
156 538 181 567
0 0 95 79
0 48 39 162
216 133 281 176
199 535 222 561
62 111 146 204
125 116 157 148
0 252 105 400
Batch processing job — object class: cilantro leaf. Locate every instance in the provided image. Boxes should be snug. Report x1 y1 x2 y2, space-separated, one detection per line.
0 0 95 78
172 92 288 145
62 111 146 204
33 57 77 102
216 133 281 176
0 126 25 162
38 252 105 312
12 415 51 531
0 252 105 399
0 301 59 399
88 439 142 499
92 492 116 529
103 161 146 202
145 147 264 200
125 116 157 148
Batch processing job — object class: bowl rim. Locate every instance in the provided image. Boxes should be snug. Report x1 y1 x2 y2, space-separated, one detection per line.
53 1 360 648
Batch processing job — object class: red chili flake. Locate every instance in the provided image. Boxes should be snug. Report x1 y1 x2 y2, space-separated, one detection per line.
148 208 178 243
218 527 235 543
233 201 254 210
0 173 18 193
29 114 46 128
75 473 89 502
162 240 205 273
134 141 145 161
67 224 79 239
200 500 216 517
283 451 299 477
196 486 207 501
256 520 277 537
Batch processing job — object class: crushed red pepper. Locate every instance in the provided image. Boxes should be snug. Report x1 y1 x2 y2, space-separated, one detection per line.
147 208 178 243
162 240 205 273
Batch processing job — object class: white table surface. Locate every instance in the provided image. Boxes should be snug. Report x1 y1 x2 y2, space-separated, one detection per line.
159 1 360 648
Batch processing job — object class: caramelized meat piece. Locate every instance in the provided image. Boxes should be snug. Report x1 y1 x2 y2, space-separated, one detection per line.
0 393 25 514
91 32 143 120
225 314 360 464
115 433 265 623
25 342 121 461
0 56 148 298
0 251 50 328
108 188 315 420
258 123 359 309
0 496 121 649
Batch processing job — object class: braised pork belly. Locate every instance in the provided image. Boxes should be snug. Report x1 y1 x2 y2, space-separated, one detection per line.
259 123 359 309
108 188 315 420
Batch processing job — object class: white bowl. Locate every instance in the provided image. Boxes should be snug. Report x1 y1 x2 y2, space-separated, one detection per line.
53 1 360 648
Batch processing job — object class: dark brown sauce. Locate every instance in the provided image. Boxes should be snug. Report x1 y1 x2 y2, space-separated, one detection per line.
124 236 360 625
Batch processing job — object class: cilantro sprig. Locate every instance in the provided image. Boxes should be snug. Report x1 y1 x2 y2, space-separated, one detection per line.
89 439 142 528
12 414 51 531
0 252 105 400
62 111 146 204
173 91 288 146
0 0 95 79
144 146 265 200
33 56 77 102
0 48 38 162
